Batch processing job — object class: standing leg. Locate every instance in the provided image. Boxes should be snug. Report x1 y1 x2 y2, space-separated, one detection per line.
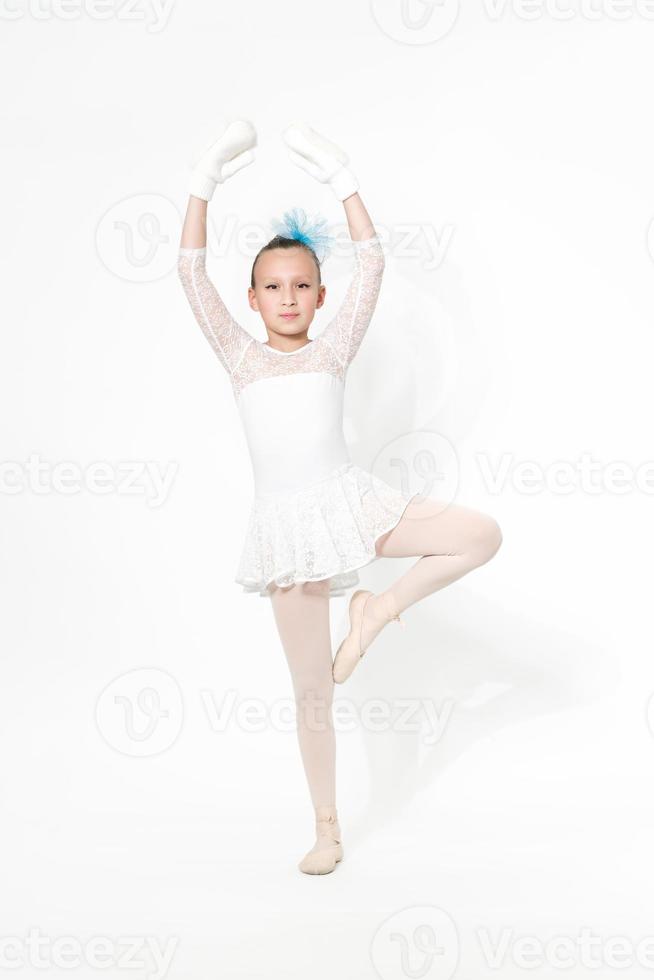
268 578 343 874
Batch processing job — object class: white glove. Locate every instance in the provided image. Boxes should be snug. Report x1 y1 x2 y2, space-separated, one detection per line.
189 119 257 202
282 122 359 202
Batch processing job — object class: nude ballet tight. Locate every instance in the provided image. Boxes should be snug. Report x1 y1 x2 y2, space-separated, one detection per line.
268 495 502 810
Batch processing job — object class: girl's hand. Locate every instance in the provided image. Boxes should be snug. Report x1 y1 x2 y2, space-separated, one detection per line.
282 122 359 202
189 119 257 202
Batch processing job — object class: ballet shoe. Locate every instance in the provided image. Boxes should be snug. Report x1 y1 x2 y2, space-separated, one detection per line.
332 589 404 684
298 806 343 875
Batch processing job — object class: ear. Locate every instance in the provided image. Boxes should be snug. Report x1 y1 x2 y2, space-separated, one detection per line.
248 286 258 311
315 284 326 309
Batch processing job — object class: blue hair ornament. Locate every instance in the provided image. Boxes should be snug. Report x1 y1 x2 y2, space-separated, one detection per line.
270 207 334 262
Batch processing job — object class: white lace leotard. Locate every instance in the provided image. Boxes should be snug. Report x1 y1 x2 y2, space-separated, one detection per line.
177 234 419 597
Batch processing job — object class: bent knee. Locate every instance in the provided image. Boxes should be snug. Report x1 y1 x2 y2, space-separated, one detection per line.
471 513 503 564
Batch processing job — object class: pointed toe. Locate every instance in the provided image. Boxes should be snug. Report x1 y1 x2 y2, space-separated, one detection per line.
332 590 372 684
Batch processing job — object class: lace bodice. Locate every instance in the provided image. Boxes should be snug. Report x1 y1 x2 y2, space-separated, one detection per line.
177 235 385 400
177 231 415 598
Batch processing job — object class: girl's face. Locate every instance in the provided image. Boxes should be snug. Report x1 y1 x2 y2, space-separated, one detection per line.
248 246 326 336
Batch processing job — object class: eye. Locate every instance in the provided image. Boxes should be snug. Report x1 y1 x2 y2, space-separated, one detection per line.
264 282 309 289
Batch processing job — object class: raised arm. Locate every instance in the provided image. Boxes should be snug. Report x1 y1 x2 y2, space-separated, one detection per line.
281 123 386 368
319 193 385 368
178 196 254 376
177 121 257 377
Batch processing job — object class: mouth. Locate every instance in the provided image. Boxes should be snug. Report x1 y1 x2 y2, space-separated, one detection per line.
279 313 299 319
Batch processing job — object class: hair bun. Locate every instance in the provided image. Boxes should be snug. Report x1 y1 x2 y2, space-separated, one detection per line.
270 207 334 262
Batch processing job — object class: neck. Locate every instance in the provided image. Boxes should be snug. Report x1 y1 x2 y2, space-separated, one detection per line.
264 334 312 353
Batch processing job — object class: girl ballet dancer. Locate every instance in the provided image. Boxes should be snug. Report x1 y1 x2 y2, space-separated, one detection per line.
178 119 503 875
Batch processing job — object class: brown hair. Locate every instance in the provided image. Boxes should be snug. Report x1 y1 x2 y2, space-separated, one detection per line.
250 236 322 289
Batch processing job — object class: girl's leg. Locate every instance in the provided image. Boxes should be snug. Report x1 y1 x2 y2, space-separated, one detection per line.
269 578 343 873
361 495 503 649
268 578 336 810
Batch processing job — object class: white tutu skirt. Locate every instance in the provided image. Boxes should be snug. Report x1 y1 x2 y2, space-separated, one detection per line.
235 461 421 598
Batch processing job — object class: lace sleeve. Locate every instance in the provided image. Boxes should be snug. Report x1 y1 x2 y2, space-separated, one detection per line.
177 246 253 376
319 235 385 369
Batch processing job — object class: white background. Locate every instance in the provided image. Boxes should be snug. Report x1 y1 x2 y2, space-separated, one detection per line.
2 0 654 977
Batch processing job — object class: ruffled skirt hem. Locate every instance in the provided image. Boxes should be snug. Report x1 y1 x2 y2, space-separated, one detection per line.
234 462 421 598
